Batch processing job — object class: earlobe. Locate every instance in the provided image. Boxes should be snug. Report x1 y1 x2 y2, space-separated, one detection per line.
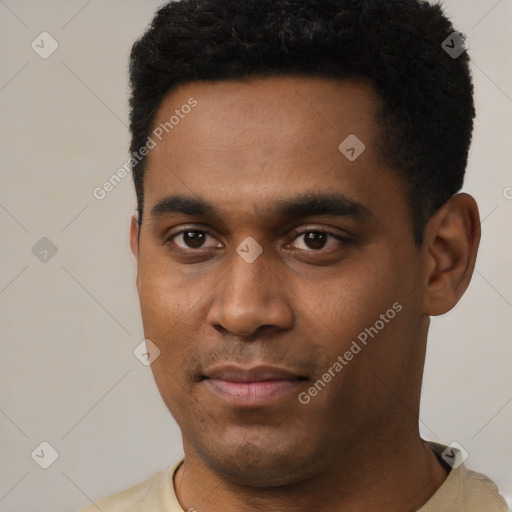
130 211 140 260
422 193 481 316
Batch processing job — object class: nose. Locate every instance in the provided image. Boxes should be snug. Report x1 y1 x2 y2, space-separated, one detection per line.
206 252 294 337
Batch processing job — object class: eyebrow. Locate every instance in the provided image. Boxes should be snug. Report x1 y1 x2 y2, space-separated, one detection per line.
149 192 370 222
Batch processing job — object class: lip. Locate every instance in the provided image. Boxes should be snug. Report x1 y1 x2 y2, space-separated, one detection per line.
202 365 306 407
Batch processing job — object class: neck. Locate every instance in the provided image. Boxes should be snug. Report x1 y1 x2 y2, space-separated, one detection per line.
174 428 449 512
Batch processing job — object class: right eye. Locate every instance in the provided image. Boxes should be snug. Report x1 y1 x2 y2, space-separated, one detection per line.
166 229 221 250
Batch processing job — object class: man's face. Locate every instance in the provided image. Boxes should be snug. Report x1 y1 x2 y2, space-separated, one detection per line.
131 76 430 486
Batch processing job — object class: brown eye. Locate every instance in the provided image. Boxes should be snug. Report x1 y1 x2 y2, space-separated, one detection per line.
183 231 207 248
290 230 342 252
303 232 328 250
169 230 219 250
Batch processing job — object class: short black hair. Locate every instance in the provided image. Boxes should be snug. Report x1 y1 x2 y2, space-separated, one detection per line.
129 0 475 244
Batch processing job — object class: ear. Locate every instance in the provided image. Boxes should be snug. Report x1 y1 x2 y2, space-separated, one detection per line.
422 193 481 316
130 211 140 260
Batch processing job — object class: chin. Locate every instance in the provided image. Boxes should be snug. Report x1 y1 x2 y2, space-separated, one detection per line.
195 430 328 488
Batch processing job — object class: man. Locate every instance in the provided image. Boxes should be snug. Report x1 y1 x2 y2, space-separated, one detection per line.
82 0 508 510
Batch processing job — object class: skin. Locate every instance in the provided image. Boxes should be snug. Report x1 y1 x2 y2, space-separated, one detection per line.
129 76 480 511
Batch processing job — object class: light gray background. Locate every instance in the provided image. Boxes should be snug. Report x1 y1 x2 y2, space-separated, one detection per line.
0 1 510 511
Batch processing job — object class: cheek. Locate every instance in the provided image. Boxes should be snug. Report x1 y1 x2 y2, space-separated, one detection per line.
305 260 395 328
136 254 216 375
137 268 192 376
298 245 417 365
138 250 196 325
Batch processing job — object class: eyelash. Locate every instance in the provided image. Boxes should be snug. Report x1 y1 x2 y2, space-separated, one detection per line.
165 227 349 253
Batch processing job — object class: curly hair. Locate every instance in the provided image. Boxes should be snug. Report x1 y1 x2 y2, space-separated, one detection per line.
129 0 475 244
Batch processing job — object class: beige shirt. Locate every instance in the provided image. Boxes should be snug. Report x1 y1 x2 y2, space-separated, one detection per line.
80 442 507 511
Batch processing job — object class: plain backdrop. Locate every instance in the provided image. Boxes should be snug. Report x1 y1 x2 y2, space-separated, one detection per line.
0 1 511 510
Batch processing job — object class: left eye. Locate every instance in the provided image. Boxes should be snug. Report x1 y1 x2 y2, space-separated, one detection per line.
289 231 342 251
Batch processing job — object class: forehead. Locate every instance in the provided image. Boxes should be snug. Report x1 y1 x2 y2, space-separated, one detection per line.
149 75 381 159
143 75 408 224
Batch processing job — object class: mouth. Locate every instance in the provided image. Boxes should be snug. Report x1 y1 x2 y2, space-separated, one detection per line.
201 365 308 407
